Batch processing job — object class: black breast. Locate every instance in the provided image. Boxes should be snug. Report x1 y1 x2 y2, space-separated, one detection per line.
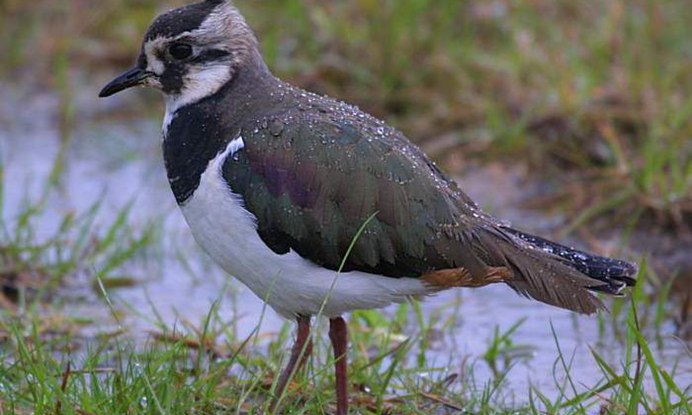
163 99 237 205
161 64 282 205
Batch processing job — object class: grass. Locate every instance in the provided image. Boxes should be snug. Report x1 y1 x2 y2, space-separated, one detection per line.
0 0 690 413
1 262 690 414
0 161 158 313
1 0 689 229
246 0 691 231
0 103 160 325
1 147 687 413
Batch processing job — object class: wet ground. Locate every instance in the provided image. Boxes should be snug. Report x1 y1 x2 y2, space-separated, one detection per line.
1 83 690 403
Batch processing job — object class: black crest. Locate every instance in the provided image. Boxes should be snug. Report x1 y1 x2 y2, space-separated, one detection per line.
145 0 226 41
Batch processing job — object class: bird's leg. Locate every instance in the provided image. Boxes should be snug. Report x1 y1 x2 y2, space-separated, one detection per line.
329 316 349 415
272 315 312 410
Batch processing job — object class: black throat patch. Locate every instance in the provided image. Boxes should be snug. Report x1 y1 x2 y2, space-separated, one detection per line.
163 93 237 205
162 61 278 205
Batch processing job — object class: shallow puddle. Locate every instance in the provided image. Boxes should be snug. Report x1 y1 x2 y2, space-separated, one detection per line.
1 84 689 403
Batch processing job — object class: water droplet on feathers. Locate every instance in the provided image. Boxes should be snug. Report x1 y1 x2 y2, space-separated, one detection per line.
269 120 284 137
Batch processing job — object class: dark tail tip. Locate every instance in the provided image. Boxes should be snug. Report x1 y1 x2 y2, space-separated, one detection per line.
501 226 638 295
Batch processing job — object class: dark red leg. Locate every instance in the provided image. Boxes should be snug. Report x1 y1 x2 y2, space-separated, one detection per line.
329 316 349 415
271 315 313 411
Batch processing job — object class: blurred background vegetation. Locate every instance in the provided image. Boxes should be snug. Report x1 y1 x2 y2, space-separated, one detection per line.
0 0 689 283
2 0 689 227
0 0 692 290
0 1 690 411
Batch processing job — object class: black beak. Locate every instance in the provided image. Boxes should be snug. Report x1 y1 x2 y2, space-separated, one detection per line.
99 67 151 98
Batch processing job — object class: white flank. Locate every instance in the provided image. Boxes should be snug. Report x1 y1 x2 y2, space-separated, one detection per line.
180 139 433 318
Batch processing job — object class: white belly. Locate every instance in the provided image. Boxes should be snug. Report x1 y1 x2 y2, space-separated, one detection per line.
179 137 432 318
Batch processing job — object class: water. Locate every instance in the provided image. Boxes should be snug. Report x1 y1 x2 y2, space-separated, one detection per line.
1 84 689 404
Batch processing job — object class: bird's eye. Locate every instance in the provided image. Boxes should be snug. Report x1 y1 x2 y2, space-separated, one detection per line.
169 43 193 60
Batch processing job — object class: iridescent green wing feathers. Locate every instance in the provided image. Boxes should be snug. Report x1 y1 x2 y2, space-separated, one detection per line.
221 100 630 315
222 107 481 278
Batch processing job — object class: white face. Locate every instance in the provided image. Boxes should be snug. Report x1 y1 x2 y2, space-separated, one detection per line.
140 3 257 113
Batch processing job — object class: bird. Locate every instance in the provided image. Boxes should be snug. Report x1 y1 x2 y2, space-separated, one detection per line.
99 1 637 413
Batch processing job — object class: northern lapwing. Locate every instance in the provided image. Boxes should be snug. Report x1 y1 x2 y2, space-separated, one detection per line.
99 1 638 413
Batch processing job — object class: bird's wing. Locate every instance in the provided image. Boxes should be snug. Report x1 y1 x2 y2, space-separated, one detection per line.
221 107 487 278
221 104 614 314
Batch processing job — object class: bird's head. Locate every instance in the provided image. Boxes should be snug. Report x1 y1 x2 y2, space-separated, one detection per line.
99 0 258 111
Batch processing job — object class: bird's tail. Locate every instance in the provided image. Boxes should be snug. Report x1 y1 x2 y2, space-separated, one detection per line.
466 225 638 315
500 227 637 294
